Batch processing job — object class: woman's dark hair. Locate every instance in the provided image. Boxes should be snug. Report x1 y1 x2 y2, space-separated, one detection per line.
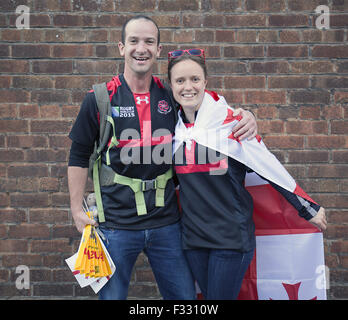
121 15 160 45
168 54 207 83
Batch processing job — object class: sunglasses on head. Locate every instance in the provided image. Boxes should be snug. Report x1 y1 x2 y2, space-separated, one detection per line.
168 48 205 62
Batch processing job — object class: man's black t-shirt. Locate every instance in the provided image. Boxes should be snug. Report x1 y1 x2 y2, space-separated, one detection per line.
69 74 180 230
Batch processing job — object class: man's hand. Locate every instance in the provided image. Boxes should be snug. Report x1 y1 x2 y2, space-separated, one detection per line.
233 108 257 141
72 208 98 234
309 207 327 232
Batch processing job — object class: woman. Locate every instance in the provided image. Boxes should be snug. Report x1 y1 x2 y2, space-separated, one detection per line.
167 49 327 300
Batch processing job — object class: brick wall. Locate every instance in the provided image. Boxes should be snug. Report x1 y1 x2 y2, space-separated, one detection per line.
0 0 347 300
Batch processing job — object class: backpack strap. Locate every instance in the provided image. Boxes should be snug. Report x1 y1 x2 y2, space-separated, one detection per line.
163 81 179 123
90 82 112 223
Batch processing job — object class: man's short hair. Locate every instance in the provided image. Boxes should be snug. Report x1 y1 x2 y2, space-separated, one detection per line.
121 15 160 45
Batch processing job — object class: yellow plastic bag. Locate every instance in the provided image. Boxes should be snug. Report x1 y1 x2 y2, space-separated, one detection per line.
74 209 112 278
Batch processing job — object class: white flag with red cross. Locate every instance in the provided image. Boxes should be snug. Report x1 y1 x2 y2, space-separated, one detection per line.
238 172 326 300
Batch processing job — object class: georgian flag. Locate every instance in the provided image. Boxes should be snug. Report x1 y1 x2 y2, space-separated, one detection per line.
174 91 326 300
238 172 326 300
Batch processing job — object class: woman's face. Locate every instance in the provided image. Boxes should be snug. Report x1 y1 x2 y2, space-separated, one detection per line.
170 59 207 111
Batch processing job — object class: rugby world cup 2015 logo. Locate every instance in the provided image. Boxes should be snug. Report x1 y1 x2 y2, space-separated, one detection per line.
157 100 172 115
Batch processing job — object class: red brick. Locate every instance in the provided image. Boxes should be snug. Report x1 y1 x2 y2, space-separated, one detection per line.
288 0 330 11
224 46 264 58
0 60 29 73
173 30 194 43
289 91 330 104
257 120 284 134
53 14 92 27
207 61 246 74
322 106 344 119
0 209 26 223
10 193 49 207
18 104 40 118
7 135 48 148
307 136 348 148
0 76 11 88
0 240 28 253
225 15 266 27
31 90 71 104
269 15 308 27
299 106 321 119
286 121 327 135
75 60 117 74
0 120 29 133
269 76 309 88
55 76 98 89
0 103 17 120
39 105 61 118
312 76 348 89
52 44 93 58
246 0 286 12
32 60 73 74
31 239 72 253
8 165 48 177
245 91 286 104
262 136 304 149
333 151 348 163
29 209 69 224
288 150 329 163
216 30 235 42
268 45 308 57
0 150 24 162
331 121 348 134
225 76 265 89
250 61 289 74
279 30 301 43
290 61 335 74
312 46 348 58
30 120 72 133
39 177 60 192
0 90 30 103
235 30 258 43
8 224 50 239
159 0 197 11
12 45 50 58
26 149 67 162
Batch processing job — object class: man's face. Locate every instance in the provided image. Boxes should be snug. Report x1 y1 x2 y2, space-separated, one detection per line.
118 19 162 77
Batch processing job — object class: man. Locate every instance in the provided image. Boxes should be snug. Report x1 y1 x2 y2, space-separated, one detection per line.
67 15 258 300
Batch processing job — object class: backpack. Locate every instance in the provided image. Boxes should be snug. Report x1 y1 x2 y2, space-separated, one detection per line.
88 81 178 223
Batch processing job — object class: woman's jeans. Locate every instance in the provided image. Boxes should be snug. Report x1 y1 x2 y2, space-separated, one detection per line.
184 248 254 300
98 221 195 300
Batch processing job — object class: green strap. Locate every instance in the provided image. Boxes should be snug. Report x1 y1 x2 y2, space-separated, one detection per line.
113 174 147 215
105 115 119 166
93 156 105 223
155 168 173 207
112 168 173 216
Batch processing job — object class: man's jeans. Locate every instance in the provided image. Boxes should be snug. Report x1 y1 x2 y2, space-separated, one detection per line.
99 221 196 300
184 248 254 300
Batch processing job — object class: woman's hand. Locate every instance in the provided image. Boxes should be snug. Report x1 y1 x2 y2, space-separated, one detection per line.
309 207 327 231
232 108 258 141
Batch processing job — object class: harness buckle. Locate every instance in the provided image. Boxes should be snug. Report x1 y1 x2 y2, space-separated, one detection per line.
141 179 157 191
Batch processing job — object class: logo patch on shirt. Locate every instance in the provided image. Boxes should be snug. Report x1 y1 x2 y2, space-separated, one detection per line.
157 100 172 115
135 96 149 104
112 106 135 118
